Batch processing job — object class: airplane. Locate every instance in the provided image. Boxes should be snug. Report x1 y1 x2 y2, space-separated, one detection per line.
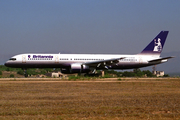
5 31 174 76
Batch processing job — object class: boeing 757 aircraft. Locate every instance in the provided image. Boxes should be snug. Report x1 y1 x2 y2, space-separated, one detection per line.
5 31 174 74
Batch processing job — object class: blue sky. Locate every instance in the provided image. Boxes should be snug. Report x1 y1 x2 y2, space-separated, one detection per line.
0 0 180 73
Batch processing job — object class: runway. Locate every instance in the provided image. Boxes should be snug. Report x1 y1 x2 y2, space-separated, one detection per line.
0 77 180 119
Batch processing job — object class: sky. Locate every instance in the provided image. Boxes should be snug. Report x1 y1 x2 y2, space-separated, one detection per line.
0 0 180 73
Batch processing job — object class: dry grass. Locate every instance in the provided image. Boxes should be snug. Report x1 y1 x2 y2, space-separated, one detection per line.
1 71 24 78
0 78 180 119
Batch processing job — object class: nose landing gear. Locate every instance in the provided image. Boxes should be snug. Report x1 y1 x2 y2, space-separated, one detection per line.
23 68 28 77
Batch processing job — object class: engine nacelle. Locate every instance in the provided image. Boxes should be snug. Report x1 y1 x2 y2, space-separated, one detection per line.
61 64 90 74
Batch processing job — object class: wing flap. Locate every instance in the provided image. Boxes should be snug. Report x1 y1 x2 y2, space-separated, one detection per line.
82 57 125 68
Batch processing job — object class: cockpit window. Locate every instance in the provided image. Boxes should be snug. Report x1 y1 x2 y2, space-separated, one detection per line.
9 58 16 61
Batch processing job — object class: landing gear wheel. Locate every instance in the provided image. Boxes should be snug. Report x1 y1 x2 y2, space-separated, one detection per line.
23 68 28 77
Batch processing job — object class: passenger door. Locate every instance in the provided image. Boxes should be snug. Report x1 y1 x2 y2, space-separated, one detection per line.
22 55 26 63
55 55 59 63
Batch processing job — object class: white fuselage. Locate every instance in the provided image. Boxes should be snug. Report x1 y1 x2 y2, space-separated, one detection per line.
5 53 163 70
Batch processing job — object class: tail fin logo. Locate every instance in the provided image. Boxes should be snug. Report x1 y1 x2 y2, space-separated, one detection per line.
139 31 168 55
153 38 162 52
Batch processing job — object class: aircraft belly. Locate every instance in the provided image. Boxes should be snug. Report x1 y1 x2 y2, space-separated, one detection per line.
5 61 70 68
25 61 70 68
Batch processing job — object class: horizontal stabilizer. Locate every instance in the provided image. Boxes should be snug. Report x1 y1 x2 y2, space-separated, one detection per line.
148 56 175 63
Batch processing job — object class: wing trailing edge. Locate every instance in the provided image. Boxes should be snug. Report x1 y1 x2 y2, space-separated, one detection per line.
82 57 125 68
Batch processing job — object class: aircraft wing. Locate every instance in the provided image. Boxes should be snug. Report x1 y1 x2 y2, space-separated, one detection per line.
148 56 175 63
82 57 125 69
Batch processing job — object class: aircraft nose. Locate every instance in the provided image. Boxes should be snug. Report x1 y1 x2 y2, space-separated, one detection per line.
4 61 9 67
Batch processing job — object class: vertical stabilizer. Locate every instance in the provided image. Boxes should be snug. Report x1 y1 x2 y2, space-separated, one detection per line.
139 31 169 56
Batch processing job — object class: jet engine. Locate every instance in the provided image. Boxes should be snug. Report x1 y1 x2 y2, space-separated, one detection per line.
61 64 90 74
